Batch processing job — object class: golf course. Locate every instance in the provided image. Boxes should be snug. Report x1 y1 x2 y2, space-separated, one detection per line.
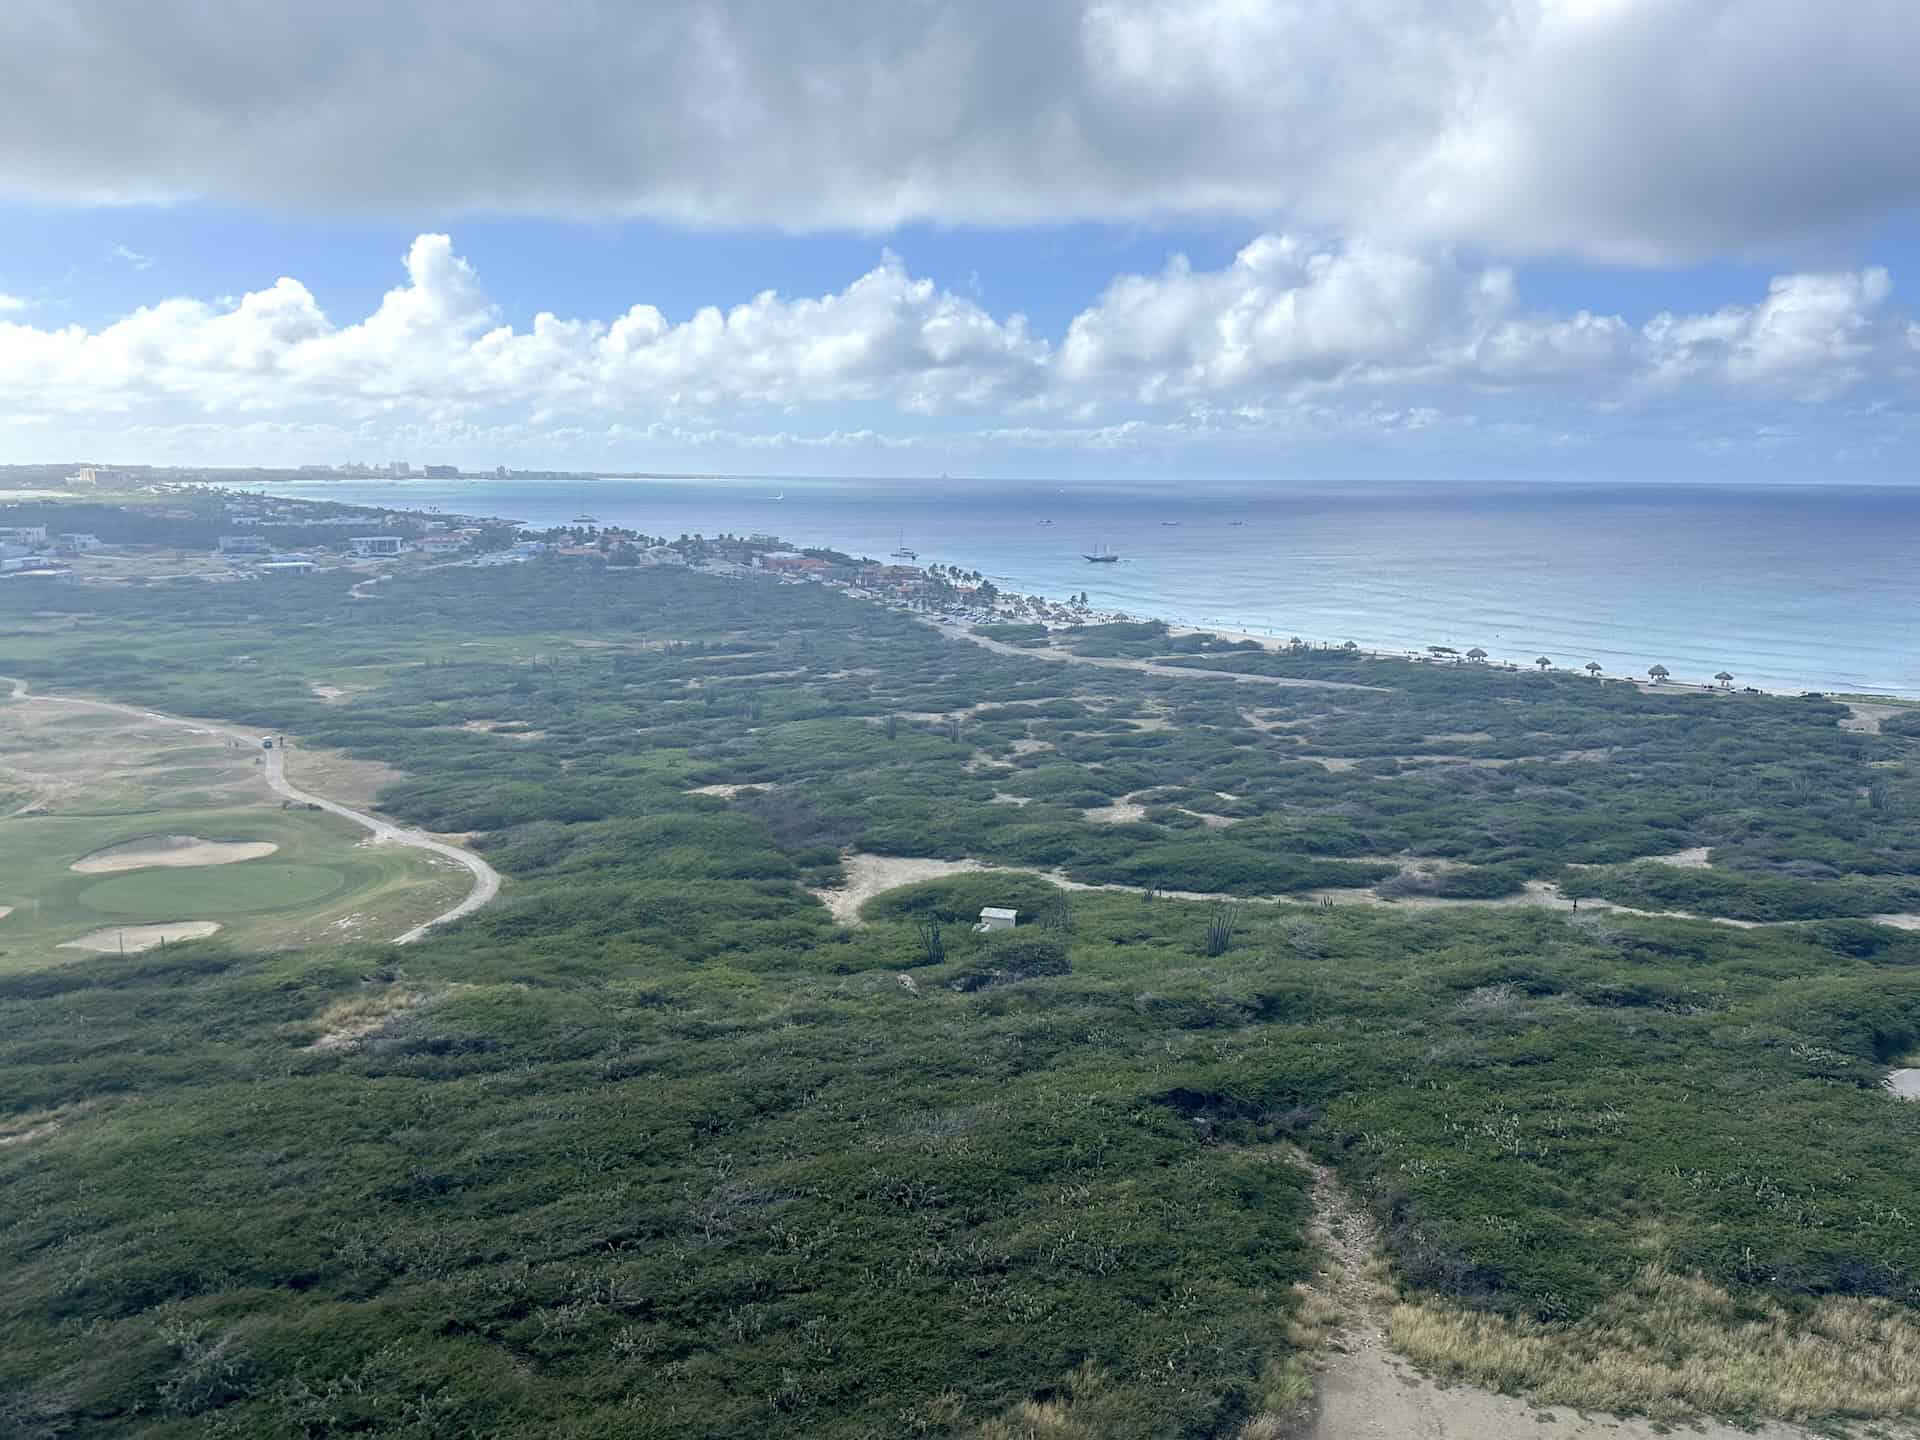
0 683 475 968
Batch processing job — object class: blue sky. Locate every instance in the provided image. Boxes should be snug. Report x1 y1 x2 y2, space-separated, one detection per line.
2 2 1918 482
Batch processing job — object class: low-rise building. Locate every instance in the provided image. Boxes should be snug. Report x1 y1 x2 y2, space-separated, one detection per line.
258 559 316 576
417 534 467 554
0 525 48 546
218 535 273 555
55 533 103 553
976 907 1018 933
350 536 405 556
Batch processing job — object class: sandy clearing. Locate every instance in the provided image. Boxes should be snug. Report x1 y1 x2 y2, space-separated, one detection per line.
1085 800 1147 824
70 835 280 873
1885 1069 1920 1100
1293 1149 1828 1440
989 792 1031 806
1870 913 1920 931
1569 846 1712 871
309 684 349 702
1842 702 1908 734
687 782 762 797
808 853 989 924
460 719 545 740
60 921 223 953
1009 737 1053 755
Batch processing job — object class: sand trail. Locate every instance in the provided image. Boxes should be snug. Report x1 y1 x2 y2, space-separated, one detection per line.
1290 1150 1833 1440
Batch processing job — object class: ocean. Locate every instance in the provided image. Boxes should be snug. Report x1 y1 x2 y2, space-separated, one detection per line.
256 475 1920 697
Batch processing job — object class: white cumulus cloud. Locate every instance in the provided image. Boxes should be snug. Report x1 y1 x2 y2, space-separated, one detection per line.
0 235 1908 468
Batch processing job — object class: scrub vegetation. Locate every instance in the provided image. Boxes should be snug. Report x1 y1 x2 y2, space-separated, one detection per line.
2 553 1919 1435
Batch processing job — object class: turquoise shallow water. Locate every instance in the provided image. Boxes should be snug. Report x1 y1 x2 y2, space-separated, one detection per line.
260 476 1920 696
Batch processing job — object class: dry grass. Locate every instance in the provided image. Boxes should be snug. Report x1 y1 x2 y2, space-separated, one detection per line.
970 1363 1121 1439
1390 1263 1920 1422
305 986 444 1051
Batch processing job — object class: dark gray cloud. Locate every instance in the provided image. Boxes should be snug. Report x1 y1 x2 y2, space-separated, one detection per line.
1 2 1917 260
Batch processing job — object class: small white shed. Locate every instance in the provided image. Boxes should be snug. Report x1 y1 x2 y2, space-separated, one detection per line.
976 907 1018 933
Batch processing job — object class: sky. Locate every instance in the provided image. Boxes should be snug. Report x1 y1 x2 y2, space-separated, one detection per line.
1 1 1919 483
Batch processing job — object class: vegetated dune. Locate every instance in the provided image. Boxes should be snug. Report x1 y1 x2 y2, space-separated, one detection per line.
59 921 222 953
69 835 279 873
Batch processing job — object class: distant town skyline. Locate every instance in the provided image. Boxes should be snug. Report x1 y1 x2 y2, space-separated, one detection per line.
1 2 1918 482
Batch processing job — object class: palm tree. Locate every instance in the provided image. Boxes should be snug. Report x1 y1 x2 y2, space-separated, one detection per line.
1466 647 1487 662
1584 661 1602 678
1535 655 1553 672
1714 670 1734 688
1648 664 1669 683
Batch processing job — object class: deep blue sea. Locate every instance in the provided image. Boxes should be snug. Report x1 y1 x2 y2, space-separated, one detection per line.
258 476 1920 696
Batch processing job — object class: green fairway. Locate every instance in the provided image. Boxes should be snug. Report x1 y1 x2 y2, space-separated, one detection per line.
77 862 349 918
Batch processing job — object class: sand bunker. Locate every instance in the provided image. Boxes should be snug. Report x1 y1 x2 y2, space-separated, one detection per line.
60 921 222 954
809 853 989 924
70 835 279 873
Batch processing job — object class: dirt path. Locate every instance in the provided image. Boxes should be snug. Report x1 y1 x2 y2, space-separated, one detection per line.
937 621 1384 692
2 677 499 945
1291 1151 1824 1440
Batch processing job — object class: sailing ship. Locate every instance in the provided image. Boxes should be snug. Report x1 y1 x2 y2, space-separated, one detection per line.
889 530 919 560
1083 544 1120 564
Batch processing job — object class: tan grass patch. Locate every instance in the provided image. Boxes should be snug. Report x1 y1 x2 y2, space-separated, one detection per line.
307 986 445 1052
1390 1265 1920 1422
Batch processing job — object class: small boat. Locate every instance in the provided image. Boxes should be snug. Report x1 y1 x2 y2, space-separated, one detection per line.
573 514 597 524
1161 520 1181 527
1228 520 1248 527
1037 519 1053 526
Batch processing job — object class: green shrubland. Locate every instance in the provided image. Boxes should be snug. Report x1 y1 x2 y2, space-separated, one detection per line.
2 554 1919 1434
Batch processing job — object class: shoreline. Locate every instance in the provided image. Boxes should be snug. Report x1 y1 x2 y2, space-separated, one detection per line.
235 479 1920 702
1159 623 1918 703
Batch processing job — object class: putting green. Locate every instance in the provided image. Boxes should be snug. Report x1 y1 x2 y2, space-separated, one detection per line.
78 863 349 918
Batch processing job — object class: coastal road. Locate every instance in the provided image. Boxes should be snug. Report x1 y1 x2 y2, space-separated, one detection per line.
939 620 1385 692
1 676 500 944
